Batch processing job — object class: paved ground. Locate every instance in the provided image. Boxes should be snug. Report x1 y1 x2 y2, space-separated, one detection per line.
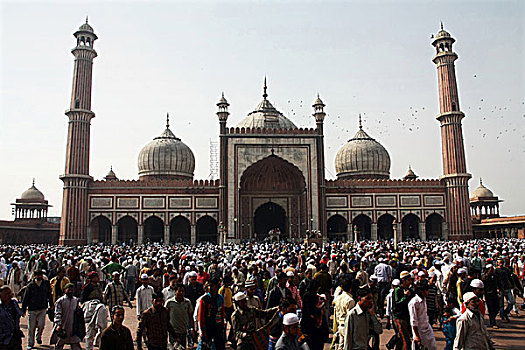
20 297 525 350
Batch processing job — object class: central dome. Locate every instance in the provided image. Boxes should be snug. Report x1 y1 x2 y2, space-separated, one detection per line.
335 118 390 179
237 79 297 129
138 116 195 180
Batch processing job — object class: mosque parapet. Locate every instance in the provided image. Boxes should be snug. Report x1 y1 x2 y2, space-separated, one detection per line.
226 127 318 135
325 178 443 188
90 178 219 188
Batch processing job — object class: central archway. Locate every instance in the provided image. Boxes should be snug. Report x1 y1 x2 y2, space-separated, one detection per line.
144 216 164 243
254 202 286 240
239 155 307 240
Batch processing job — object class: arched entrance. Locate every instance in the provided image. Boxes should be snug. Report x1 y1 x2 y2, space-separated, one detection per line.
90 215 111 243
239 155 307 240
425 213 443 240
117 216 138 244
196 215 217 243
353 214 371 240
254 202 286 240
327 215 348 241
377 214 395 240
144 216 164 243
170 216 191 244
402 214 420 240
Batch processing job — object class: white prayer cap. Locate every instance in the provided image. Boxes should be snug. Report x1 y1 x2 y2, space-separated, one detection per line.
463 292 478 303
457 268 467 275
283 313 300 326
141 273 149 279
392 279 400 287
233 292 246 302
470 279 484 289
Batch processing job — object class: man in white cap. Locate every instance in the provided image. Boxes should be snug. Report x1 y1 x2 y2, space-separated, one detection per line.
456 268 468 305
392 271 414 350
408 281 436 350
231 292 277 350
275 313 300 350
135 273 154 319
461 279 486 316
454 292 494 350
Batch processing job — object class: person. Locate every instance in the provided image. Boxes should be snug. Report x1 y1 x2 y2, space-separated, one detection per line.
408 281 436 350
245 279 264 329
275 313 300 350
51 283 82 350
6 262 22 299
269 297 297 350
218 275 234 346
333 278 355 350
50 267 70 304
460 279 485 316
300 279 329 350
374 257 392 318
393 271 414 350
495 259 515 322
454 292 494 350
82 272 104 303
343 286 382 350
102 257 125 281
197 278 225 350
83 297 108 350
0 286 23 350
184 272 204 309
164 284 194 349
137 292 177 350
21 270 53 349
125 260 138 301
266 272 293 309
441 308 457 350
104 272 132 311
482 264 500 328
385 279 400 331
162 275 179 302
99 306 134 350
136 274 155 319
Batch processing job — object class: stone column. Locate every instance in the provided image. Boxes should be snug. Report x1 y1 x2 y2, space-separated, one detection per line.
442 222 448 240
395 223 402 243
137 225 144 244
191 225 196 245
419 222 426 241
87 226 92 244
371 223 378 241
111 225 118 244
164 225 170 244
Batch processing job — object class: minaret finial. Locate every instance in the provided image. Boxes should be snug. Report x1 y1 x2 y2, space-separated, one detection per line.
110 165 113 171
32 178 35 186
166 113 170 129
440 21 443 30
480 177 483 186
263 76 268 100
222 91 225 98
86 16 89 24
358 113 363 129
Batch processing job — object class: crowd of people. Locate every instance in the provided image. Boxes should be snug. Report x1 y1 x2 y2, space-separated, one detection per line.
0 238 524 350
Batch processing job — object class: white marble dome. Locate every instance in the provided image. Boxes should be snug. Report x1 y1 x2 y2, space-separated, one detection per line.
138 121 195 180
237 82 297 129
335 125 390 179
20 181 45 202
471 179 495 199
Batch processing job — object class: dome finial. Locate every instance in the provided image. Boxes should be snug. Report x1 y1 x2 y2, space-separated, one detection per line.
480 177 483 186
86 16 89 24
166 113 170 129
263 76 268 100
358 113 363 129
440 21 444 30
32 178 35 187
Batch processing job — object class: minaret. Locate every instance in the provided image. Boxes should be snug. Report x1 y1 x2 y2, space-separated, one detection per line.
312 94 327 240
59 18 98 245
432 24 472 240
216 92 230 244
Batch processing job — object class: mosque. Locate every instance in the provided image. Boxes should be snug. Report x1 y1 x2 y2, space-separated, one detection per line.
47 20 521 246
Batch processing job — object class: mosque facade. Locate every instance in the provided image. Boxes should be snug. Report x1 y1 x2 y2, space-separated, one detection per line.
58 21 477 246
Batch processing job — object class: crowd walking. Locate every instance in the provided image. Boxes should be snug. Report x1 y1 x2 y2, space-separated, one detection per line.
0 238 524 350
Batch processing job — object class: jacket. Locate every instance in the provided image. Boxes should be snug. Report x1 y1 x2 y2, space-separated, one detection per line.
22 279 53 312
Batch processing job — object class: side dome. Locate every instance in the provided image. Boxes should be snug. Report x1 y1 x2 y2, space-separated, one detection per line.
470 179 494 199
335 118 390 179
20 180 45 202
138 116 195 180
237 79 297 129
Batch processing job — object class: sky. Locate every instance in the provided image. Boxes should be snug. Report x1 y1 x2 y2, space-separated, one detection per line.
0 0 524 220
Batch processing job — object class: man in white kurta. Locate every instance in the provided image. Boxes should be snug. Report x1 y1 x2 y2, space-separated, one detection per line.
454 292 494 350
82 298 108 350
408 282 436 350
52 283 82 350
135 274 154 318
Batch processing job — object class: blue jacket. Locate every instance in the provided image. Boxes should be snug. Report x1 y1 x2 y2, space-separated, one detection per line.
0 298 22 345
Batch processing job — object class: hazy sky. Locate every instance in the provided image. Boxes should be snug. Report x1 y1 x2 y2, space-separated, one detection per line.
1 0 524 220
